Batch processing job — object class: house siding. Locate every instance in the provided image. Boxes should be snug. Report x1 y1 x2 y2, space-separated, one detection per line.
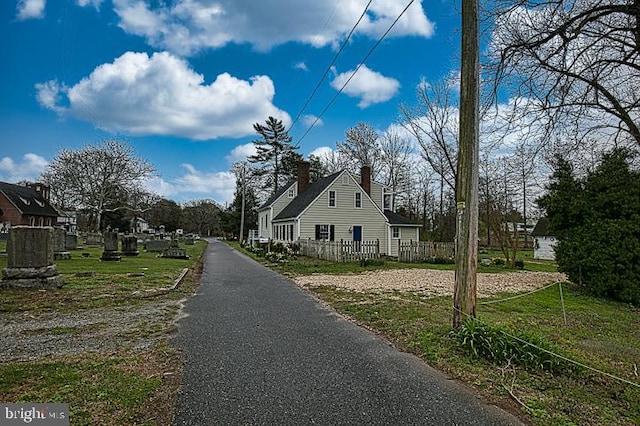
534 236 556 260
388 226 420 257
258 182 296 239
297 172 388 252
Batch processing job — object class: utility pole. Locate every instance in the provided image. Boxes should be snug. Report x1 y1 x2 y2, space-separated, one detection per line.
453 0 479 329
239 163 246 243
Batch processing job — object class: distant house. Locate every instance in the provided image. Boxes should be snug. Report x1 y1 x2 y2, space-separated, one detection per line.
532 217 556 260
57 210 78 232
257 162 420 257
0 181 59 231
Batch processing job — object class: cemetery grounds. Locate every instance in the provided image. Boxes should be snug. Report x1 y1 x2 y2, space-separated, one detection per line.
0 238 207 426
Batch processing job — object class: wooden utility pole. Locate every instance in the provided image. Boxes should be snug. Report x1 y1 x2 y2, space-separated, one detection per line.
239 163 246 243
453 0 480 328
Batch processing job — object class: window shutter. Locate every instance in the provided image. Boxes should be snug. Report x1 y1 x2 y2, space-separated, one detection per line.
330 225 335 241
315 225 320 240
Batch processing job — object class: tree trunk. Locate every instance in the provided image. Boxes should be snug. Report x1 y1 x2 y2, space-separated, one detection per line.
454 0 479 329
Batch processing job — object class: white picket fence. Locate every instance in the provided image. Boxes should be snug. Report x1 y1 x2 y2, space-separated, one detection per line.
298 239 381 262
398 241 455 263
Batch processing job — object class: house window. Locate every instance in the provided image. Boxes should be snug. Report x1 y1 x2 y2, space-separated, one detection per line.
355 192 362 208
289 224 294 241
342 175 349 185
315 224 335 241
392 227 400 239
288 188 295 198
328 190 336 207
383 194 392 210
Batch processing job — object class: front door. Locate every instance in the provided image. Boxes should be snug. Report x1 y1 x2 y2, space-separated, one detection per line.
352 226 362 252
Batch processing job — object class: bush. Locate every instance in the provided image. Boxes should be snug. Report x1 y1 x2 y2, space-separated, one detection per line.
514 259 525 270
491 258 505 266
424 257 455 265
359 258 385 267
453 318 571 373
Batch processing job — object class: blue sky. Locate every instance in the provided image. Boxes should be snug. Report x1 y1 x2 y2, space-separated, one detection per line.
1 0 461 205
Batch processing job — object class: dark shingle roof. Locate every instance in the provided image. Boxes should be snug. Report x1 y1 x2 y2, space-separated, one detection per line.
384 210 420 226
0 181 59 217
272 171 343 221
258 180 296 210
531 217 551 236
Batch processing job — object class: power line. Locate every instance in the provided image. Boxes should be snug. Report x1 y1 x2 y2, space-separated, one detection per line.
289 0 374 133
294 0 416 149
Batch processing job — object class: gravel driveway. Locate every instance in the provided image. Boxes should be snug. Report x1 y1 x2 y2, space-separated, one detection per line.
294 269 567 297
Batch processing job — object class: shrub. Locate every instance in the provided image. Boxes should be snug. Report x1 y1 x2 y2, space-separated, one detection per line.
424 257 455 265
359 258 385 267
453 317 571 373
514 259 525 270
492 258 505 266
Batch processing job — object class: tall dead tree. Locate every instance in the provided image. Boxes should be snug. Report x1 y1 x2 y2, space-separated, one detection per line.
454 0 480 329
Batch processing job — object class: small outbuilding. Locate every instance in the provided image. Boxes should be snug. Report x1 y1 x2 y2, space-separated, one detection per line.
531 217 557 260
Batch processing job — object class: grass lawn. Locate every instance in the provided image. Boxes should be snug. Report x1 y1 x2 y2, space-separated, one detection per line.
0 238 207 425
229 240 639 425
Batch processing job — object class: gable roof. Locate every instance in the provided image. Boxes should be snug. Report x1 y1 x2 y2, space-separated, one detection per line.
384 210 421 226
0 181 59 217
272 171 343 221
531 217 551 237
258 180 296 210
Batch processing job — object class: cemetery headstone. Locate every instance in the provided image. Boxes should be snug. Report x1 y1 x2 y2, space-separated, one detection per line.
53 227 71 260
160 245 189 259
121 234 140 256
100 231 121 261
146 239 170 252
1 226 63 289
84 232 103 246
65 233 79 250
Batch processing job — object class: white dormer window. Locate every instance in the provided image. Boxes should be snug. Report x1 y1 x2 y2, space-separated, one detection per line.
383 194 392 210
328 190 336 207
19 196 30 205
288 188 295 198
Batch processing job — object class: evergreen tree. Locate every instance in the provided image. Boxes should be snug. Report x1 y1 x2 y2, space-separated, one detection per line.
538 149 640 304
248 116 297 195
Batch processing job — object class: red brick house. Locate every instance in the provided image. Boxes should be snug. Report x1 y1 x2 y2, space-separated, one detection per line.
0 181 59 231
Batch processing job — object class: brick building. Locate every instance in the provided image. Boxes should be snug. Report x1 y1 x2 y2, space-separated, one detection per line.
0 181 59 232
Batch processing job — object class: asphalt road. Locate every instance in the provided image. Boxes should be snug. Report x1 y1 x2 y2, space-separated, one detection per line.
172 239 523 425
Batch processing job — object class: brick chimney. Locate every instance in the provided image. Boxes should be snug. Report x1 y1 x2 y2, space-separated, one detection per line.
297 160 310 194
360 165 371 196
28 182 50 202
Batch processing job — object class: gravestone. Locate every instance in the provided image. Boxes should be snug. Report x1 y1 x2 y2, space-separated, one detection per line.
65 233 78 250
121 235 140 256
160 245 189 259
1 226 63 289
53 227 71 260
146 239 170 252
184 237 195 245
85 233 103 246
100 231 121 261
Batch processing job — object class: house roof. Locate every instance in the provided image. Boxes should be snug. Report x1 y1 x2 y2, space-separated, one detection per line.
0 181 59 217
272 171 343 221
531 217 551 237
257 180 296 210
384 210 421 226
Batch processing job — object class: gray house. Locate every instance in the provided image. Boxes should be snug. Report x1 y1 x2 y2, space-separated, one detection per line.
531 217 556 260
257 161 420 257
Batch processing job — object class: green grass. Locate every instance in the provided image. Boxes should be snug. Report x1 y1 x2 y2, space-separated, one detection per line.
0 241 207 312
309 284 640 425
0 238 207 426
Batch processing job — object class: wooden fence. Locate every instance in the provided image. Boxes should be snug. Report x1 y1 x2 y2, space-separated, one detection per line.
398 241 455 263
298 239 381 262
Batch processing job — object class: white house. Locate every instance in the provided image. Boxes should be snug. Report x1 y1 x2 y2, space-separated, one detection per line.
532 217 556 260
257 162 420 257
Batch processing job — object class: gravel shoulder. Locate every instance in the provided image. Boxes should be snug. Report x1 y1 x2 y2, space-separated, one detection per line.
294 269 567 297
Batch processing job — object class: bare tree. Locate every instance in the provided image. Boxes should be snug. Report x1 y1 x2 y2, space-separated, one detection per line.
379 129 413 208
337 122 382 179
40 140 155 232
488 0 640 148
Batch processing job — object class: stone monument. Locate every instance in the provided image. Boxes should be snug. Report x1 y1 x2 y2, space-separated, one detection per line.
121 234 140 256
100 231 121 261
53 227 71 260
1 226 63 289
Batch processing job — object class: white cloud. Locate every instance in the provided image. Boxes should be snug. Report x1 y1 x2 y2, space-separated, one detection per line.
143 164 236 204
225 143 257 163
76 0 103 9
308 146 334 159
293 62 308 71
112 0 434 55
16 0 45 20
36 51 290 140
302 114 323 128
0 153 49 182
331 65 401 108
